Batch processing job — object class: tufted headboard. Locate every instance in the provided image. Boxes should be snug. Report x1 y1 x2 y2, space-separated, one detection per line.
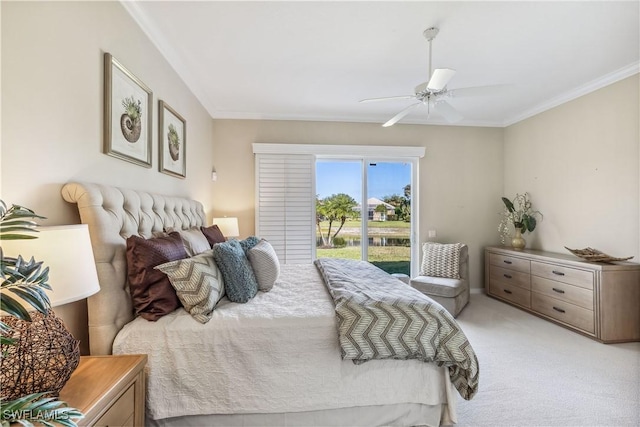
61 182 207 355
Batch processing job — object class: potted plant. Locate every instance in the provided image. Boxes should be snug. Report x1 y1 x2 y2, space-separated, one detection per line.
167 123 180 161
499 193 543 249
120 96 142 143
0 201 83 426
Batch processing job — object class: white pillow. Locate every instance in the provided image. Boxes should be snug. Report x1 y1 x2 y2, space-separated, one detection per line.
155 250 225 323
420 242 463 279
247 239 280 291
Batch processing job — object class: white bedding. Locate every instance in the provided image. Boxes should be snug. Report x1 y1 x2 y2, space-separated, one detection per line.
113 264 456 422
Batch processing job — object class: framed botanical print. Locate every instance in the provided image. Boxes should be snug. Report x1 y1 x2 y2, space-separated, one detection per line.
103 53 153 167
158 100 186 178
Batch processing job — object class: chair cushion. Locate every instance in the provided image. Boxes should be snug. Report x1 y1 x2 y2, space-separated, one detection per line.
420 242 464 279
410 275 466 298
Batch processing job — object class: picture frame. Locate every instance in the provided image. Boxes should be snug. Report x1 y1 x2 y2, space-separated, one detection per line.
158 100 187 178
103 52 153 168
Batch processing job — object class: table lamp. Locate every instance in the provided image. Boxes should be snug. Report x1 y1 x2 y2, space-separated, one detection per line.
212 217 239 239
1 224 100 399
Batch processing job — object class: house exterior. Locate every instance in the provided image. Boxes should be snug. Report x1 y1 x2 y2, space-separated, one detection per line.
354 198 396 221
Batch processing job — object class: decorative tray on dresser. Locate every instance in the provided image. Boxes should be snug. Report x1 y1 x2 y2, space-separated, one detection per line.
484 246 640 343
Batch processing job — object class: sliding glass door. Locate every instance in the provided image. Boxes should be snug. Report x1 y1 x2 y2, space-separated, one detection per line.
366 161 412 275
316 159 415 275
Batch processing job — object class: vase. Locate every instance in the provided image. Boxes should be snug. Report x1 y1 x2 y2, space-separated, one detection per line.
511 229 526 250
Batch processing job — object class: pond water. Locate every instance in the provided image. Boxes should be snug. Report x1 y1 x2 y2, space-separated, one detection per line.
317 237 410 247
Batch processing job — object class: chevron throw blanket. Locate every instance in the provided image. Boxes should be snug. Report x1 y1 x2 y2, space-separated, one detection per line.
314 258 479 400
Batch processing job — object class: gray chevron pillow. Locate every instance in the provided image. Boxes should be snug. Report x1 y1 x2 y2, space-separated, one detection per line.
155 249 225 323
420 242 464 279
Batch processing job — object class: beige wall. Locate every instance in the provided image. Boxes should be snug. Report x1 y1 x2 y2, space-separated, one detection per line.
504 75 640 261
1 1 215 353
212 119 504 290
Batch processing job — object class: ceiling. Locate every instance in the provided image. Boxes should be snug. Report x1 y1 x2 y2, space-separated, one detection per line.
124 1 640 128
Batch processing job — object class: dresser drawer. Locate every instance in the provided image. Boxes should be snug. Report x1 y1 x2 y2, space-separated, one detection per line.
489 253 530 273
531 276 594 310
490 266 531 290
531 261 593 289
531 293 595 334
490 280 531 308
95 384 134 427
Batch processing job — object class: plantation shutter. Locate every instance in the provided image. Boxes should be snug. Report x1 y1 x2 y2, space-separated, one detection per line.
255 154 315 263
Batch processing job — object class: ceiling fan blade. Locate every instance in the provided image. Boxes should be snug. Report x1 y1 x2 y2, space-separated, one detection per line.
382 102 421 127
447 84 512 98
434 100 463 123
359 95 416 103
427 68 456 92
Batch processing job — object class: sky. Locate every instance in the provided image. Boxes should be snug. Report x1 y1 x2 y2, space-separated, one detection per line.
316 161 411 201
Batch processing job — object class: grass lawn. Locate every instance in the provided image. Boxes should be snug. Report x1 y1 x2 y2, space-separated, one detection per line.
316 246 410 275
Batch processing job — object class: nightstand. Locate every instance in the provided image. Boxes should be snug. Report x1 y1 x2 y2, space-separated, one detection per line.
59 354 147 426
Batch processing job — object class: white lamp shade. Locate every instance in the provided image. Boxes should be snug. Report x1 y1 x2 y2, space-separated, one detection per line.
1 224 100 307
212 217 239 238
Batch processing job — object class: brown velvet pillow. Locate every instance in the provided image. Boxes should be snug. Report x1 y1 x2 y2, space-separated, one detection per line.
201 224 226 247
126 231 188 321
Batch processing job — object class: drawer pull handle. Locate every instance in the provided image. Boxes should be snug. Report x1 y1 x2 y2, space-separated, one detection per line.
503 289 512 294
553 306 566 313
552 270 565 276
503 260 513 265
552 287 565 294
503 274 512 279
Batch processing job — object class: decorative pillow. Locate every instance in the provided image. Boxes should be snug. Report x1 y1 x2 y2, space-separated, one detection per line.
239 236 260 253
201 224 226 247
420 242 464 279
247 239 280 292
155 250 225 323
126 232 188 321
166 227 210 256
212 239 258 303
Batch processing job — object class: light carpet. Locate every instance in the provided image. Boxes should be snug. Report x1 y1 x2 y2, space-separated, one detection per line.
453 293 639 427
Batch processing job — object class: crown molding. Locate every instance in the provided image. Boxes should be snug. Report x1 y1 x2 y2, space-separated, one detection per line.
503 62 640 127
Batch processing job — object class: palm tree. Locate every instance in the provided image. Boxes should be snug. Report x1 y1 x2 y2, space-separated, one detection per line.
317 193 357 247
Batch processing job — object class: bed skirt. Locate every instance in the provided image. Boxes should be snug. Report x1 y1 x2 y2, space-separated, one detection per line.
147 402 454 427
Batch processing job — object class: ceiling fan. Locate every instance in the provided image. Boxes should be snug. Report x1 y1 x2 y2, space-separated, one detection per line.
361 27 509 127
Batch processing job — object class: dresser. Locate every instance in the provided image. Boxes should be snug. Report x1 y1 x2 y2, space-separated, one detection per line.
485 246 640 343
59 355 147 426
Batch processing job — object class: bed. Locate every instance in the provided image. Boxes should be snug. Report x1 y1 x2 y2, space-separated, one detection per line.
61 182 477 426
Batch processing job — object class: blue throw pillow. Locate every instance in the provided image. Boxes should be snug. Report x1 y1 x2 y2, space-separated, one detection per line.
239 236 260 253
212 240 258 303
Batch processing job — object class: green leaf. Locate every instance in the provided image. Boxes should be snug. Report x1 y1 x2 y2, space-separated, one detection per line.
501 197 515 213
0 234 38 240
7 287 50 313
524 215 537 232
0 293 32 321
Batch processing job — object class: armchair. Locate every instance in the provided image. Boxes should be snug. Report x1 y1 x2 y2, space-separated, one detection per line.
410 243 469 317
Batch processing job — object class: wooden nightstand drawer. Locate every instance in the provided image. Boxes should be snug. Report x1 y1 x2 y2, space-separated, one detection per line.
95 383 134 427
59 355 146 427
490 280 531 308
532 292 594 334
531 261 593 289
489 253 530 273
531 276 594 310
490 266 531 290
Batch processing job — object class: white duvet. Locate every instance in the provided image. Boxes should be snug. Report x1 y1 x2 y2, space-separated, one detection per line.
113 264 455 421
